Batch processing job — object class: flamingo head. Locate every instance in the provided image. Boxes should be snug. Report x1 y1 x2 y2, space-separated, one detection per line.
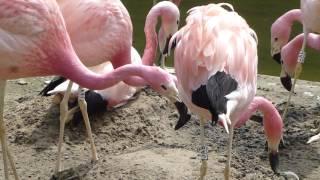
263 108 283 175
157 1 180 55
271 20 291 64
147 67 180 102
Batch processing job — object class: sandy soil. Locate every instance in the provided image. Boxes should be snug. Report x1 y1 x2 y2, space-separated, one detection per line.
0 74 320 180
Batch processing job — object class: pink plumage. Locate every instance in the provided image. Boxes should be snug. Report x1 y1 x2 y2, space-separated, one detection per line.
281 33 320 77
170 3 259 179
172 4 258 123
0 0 180 178
270 9 302 62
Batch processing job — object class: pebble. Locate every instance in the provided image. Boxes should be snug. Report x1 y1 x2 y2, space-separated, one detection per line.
17 79 28 85
303 91 314 97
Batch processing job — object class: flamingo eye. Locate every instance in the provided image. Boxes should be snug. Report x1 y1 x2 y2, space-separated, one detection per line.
177 20 179 25
274 37 278 41
161 85 167 90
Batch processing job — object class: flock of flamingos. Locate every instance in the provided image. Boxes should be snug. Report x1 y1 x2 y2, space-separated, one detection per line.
0 0 319 179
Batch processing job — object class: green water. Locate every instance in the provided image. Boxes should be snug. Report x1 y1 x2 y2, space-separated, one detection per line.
122 0 320 82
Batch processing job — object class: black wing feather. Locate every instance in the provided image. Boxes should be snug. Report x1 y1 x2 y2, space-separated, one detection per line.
39 76 67 96
206 71 238 115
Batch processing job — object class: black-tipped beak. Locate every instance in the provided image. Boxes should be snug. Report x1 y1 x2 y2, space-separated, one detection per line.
280 75 292 92
162 36 172 55
269 151 280 175
272 53 281 65
174 101 191 130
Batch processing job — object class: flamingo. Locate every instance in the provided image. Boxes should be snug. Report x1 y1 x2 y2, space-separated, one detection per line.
51 0 180 173
278 33 320 143
235 97 299 179
270 9 302 65
270 9 302 92
169 3 259 179
0 0 180 179
42 47 191 129
42 47 143 121
157 0 182 69
281 0 320 122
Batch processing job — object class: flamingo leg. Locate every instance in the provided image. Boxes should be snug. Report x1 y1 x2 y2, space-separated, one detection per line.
0 80 9 180
198 117 208 180
224 126 234 180
159 54 166 69
282 28 308 122
6 146 19 180
55 81 73 173
77 87 98 162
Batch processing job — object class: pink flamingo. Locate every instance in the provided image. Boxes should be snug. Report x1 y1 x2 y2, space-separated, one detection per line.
158 0 182 69
169 3 258 180
270 9 302 64
280 33 320 143
45 47 143 113
0 0 180 179
235 97 298 179
53 0 180 173
281 0 320 122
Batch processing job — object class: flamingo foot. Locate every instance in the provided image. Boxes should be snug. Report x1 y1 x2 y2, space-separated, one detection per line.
224 166 230 180
199 160 207 180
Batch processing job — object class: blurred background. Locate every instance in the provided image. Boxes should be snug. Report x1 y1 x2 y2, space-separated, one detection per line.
122 0 320 81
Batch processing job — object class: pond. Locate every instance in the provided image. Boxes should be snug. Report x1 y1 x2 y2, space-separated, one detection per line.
122 0 320 81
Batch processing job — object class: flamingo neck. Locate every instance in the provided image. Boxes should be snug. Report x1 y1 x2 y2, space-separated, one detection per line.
142 7 159 66
282 9 302 25
235 97 282 150
58 50 150 90
282 34 304 71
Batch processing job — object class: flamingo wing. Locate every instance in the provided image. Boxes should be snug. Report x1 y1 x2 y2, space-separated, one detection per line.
57 0 132 66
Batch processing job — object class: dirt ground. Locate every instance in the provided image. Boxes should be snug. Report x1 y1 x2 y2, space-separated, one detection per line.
0 74 320 180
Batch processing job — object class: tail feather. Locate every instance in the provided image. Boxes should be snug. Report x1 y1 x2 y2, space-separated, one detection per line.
39 76 67 96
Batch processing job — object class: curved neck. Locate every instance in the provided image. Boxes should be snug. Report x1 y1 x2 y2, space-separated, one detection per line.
235 97 283 147
281 9 302 25
284 33 320 67
58 50 152 90
142 5 160 66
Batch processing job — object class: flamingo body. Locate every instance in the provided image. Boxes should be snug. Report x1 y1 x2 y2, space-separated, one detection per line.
0 0 73 79
0 0 180 177
170 4 258 179
57 0 132 68
172 4 258 125
301 0 320 33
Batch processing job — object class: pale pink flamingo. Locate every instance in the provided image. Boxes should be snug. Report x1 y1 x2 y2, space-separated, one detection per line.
53 0 180 173
279 33 320 143
43 46 191 130
281 0 320 122
270 9 302 64
235 97 298 179
169 3 258 179
157 0 182 69
0 0 179 179
154 0 181 68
